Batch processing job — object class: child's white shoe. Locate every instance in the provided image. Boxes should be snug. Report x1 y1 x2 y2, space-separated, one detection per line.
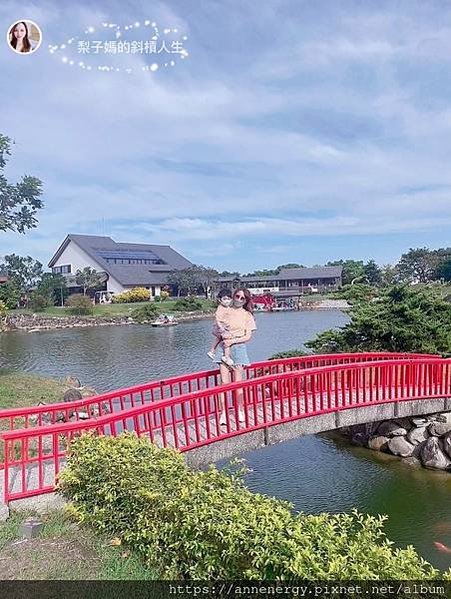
207 351 216 361
221 356 234 367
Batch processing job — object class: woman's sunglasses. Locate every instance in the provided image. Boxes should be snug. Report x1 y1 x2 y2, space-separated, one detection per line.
234 294 246 300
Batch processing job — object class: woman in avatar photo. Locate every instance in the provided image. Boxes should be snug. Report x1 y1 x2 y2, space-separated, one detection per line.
9 21 34 53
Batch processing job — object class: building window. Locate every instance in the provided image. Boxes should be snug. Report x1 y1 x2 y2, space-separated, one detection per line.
52 265 71 274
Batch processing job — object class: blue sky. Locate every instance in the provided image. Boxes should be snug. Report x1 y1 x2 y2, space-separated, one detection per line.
1 0 451 273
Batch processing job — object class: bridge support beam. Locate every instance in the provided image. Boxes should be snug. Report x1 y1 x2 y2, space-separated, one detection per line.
267 413 337 444
184 429 267 468
335 404 396 428
183 398 451 469
396 398 449 418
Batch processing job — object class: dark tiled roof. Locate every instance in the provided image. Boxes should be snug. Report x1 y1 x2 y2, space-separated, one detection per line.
48 234 192 286
277 266 343 279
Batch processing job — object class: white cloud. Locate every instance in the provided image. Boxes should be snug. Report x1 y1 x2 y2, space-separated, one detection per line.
1 0 451 268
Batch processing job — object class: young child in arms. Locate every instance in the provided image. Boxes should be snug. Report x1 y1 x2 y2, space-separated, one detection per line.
207 287 239 367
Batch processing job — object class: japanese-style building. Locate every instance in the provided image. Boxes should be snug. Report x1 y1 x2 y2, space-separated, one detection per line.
48 234 192 297
217 266 343 297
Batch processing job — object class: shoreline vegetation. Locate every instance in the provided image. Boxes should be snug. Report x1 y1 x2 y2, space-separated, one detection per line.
0 297 350 333
0 370 96 411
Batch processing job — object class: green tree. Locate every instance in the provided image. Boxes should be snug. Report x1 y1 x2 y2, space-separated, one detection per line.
327 259 365 285
0 134 43 233
396 247 439 283
75 267 103 296
0 280 20 309
167 265 218 297
276 263 303 271
437 257 451 282
306 285 451 355
244 268 278 277
363 259 382 285
167 267 199 297
36 272 68 306
3 254 43 293
192 265 219 298
217 270 241 278
380 264 399 286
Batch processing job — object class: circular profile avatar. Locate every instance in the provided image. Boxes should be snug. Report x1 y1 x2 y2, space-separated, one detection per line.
8 20 42 54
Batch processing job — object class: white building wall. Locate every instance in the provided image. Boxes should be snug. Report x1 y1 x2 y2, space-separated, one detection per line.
52 241 104 274
52 240 162 296
107 276 126 294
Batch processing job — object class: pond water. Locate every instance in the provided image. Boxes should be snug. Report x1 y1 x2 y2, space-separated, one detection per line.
1 309 451 570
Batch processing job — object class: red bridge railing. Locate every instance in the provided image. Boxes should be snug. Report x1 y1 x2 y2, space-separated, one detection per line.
0 354 449 503
0 352 433 433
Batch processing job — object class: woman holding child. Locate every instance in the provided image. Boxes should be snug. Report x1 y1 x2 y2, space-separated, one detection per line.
208 287 257 425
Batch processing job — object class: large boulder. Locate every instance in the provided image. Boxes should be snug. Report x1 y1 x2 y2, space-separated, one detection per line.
64 376 82 388
393 417 412 430
429 422 451 437
428 412 451 424
63 388 83 403
377 421 408 437
441 432 451 459
406 426 429 445
388 436 415 457
350 432 369 447
435 412 451 424
411 417 428 427
420 437 451 470
368 435 389 451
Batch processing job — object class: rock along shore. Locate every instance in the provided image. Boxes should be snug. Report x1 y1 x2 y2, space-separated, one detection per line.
0 311 215 333
342 412 451 471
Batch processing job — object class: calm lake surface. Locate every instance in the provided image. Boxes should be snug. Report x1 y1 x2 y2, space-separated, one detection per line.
1 309 451 569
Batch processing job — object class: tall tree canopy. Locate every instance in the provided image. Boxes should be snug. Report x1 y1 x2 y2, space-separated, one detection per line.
168 265 219 297
0 134 43 233
306 285 451 355
3 254 43 293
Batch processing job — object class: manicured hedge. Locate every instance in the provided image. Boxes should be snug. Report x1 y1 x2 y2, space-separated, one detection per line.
58 433 449 580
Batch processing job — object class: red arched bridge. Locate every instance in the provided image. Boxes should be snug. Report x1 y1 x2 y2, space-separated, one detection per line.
0 352 450 505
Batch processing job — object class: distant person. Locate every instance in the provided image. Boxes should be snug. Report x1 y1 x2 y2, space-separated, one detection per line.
214 287 257 425
207 287 244 367
9 21 34 53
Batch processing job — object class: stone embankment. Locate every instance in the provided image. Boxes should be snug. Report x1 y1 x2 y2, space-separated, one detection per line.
343 412 451 471
299 299 350 310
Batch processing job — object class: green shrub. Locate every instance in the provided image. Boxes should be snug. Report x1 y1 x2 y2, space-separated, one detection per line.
131 303 158 323
173 297 203 311
29 292 52 312
112 287 151 304
270 349 311 359
160 290 170 302
0 280 20 309
58 433 447 580
66 294 93 315
0 300 7 318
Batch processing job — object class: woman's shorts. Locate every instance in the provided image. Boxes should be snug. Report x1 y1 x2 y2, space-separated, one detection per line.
215 342 250 367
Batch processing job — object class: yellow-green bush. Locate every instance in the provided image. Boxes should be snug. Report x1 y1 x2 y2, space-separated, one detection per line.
112 287 151 303
0 300 7 317
66 293 93 315
58 433 448 580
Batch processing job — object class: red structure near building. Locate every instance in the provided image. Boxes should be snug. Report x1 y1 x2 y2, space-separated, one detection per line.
252 293 276 311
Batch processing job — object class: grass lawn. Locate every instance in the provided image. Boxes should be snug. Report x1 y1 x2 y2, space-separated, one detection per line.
0 509 155 580
0 369 68 411
13 298 214 318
